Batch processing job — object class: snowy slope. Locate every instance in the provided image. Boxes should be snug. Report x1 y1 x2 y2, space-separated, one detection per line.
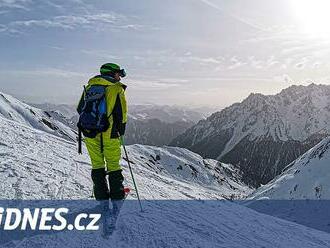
126 144 251 199
4 200 330 248
0 115 252 200
31 103 77 120
0 92 76 141
171 83 330 186
248 136 330 200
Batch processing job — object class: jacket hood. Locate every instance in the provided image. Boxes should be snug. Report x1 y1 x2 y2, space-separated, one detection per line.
88 75 127 90
88 75 116 86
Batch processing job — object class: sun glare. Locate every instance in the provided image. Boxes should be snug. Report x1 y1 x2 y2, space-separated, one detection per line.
291 0 330 36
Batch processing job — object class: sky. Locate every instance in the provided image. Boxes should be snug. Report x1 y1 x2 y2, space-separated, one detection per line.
1 0 330 108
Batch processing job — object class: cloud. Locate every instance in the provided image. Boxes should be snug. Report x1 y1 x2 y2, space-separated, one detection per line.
0 24 7 32
49 46 64 50
198 0 266 31
81 49 121 60
248 56 263 69
178 55 223 65
273 74 293 84
1 12 148 34
312 62 321 69
0 0 31 10
295 58 308 70
227 56 246 70
0 68 88 78
158 78 188 84
10 13 121 30
126 78 182 90
190 56 222 64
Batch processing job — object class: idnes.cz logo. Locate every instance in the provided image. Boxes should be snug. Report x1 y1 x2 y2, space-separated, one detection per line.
0 207 101 231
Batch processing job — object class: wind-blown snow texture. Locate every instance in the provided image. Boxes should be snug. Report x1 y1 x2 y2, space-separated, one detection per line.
171 84 330 186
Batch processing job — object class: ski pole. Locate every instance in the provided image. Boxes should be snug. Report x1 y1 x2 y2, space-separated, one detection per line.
120 136 143 212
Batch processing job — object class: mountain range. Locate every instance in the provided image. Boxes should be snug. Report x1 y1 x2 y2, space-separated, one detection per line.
32 102 207 146
171 84 330 187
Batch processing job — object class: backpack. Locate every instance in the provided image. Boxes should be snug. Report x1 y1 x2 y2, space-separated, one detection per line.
77 85 110 154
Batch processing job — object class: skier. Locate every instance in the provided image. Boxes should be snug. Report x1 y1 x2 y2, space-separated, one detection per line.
76 63 128 202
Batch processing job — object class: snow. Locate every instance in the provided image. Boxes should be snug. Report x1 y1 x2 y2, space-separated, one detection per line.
3 200 330 248
248 136 330 200
128 104 204 124
0 114 251 200
245 136 330 234
0 92 76 141
2 91 330 247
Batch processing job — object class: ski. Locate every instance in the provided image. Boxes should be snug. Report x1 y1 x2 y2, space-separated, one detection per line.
102 187 130 238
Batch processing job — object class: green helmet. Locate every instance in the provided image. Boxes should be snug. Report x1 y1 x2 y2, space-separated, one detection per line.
100 63 126 77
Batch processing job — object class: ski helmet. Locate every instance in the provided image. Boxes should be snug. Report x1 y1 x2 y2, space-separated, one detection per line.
100 63 126 77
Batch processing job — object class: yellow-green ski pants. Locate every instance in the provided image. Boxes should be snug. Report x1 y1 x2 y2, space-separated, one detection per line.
85 134 122 172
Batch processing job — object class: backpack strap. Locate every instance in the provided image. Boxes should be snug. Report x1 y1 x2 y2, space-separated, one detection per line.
100 132 104 154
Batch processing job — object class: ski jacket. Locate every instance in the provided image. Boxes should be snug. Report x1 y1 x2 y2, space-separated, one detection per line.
77 75 127 139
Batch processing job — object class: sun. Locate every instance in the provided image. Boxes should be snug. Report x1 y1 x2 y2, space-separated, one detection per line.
290 0 330 36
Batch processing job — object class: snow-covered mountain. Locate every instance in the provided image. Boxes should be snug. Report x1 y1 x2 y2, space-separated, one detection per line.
248 136 330 200
125 118 192 146
171 84 330 187
129 104 206 123
0 92 76 141
0 114 252 200
125 104 207 146
31 103 77 120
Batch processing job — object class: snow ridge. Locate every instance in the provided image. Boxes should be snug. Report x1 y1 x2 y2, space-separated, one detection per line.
0 92 76 141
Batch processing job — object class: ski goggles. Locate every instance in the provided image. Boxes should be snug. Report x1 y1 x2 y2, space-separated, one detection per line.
118 69 126 78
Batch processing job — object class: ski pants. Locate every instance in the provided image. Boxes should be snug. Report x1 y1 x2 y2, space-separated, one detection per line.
85 134 122 172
